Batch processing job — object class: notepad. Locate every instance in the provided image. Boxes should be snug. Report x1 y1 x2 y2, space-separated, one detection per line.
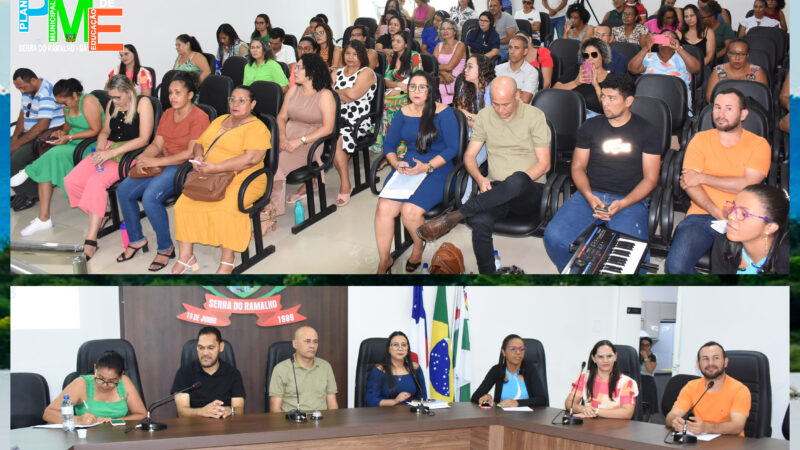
500 406 533 412
34 422 102 429
687 431 721 441
409 399 450 409
379 171 427 200
710 219 727 234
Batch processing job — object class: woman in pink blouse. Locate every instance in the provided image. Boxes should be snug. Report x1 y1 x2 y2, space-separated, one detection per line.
108 44 152 96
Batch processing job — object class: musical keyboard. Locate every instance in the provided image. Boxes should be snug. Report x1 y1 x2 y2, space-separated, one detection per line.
561 225 654 274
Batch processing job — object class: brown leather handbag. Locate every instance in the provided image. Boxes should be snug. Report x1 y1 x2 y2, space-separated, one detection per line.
429 242 465 274
181 129 236 202
128 157 164 179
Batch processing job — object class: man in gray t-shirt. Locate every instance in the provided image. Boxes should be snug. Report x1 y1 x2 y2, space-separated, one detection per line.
489 0 518 62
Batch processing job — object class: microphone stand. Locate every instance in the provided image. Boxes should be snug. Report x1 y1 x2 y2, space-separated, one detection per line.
408 364 430 415
126 382 202 432
562 362 586 425
671 381 715 444
286 357 308 423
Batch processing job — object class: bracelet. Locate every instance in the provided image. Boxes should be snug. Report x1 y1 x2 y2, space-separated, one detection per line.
231 406 235 416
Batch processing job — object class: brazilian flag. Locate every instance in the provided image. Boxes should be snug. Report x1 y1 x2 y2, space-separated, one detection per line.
429 286 453 402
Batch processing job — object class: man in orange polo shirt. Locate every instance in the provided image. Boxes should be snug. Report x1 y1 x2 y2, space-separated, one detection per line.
665 88 771 273
666 341 750 437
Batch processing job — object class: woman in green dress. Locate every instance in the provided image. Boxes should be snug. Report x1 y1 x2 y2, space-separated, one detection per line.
43 351 146 425
10 78 104 237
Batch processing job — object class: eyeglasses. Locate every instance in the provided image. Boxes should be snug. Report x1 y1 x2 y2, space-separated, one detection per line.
294 64 305 71
506 346 527 353
478 19 490 23
408 84 429 92
723 201 774 223
313 31 326 37
390 342 409 349
25 102 32 118
94 375 120 387
227 97 250 105
595 353 616 361
582 51 599 59
441 27 455 32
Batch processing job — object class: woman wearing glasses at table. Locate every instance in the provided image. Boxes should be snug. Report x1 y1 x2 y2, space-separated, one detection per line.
366 331 427 406
554 38 611 119
471 334 547 408
711 184 789 274
43 351 146 425
565 340 638 420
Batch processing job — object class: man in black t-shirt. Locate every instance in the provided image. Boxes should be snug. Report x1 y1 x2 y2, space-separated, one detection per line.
172 326 245 418
543 73 661 271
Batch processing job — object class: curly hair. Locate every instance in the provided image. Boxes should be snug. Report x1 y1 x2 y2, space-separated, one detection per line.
454 54 496 114
579 38 612 68
299 53 333 91
567 3 590 24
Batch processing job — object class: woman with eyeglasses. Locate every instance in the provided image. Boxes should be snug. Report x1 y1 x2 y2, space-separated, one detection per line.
472 334 547 408
514 0 542 44
172 85 269 274
739 0 781 36
63 74 154 261
704 39 768 104
366 331 427 406
43 351 146 425
250 14 272 41
314 23 343 72
644 5 680 34
611 6 649 45
107 44 152 96
173 34 211 84
376 12 407 56
554 38 611 118
565 340 638 419
465 11 500 60
216 24 249 74
243 37 289 93
288 37 320 88
421 10 447 55
679 5 716 67
374 71 458 274
449 0 476 27
711 184 789 274
563 4 594 41
434 19 466 105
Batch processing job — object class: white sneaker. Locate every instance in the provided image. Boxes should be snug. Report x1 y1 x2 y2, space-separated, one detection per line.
10 170 29 187
21 217 52 236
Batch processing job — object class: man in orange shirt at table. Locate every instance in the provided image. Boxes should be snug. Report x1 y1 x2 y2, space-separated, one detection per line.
665 341 750 437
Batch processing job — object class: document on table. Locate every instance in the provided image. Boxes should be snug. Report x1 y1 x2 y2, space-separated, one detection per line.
500 406 533 412
409 399 450 409
687 431 721 441
379 171 427 200
34 422 103 429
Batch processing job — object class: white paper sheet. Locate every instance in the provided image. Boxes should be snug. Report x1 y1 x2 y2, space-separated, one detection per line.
379 171 427 200
500 406 534 412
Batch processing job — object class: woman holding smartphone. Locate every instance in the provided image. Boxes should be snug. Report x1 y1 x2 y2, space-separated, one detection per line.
554 38 611 118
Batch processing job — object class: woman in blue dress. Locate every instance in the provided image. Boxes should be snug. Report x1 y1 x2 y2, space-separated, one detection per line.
366 331 427 406
374 70 460 274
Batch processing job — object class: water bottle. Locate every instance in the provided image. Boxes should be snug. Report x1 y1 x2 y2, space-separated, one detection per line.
120 222 130 248
294 200 305 225
421 263 430 274
90 146 104 173
61 395 75 432
494 250 502 272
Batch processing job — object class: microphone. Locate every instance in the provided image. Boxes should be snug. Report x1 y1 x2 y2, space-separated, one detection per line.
563 361 586 425
286 357 308 423
408 364 429 415
126 382 202 432
673 381 714 444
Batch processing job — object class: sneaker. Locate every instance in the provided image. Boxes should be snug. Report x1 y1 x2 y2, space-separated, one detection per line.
10 170 29 187
21 217 52 236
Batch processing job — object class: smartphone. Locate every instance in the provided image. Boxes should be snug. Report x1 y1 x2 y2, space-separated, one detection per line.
581 61 593 82
595 205 609 213
652 34 671 46
110 419 126 426
188 159 203 165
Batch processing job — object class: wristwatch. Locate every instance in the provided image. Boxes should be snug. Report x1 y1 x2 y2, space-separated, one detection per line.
300 135 307 144
68 135 73 142
427 162 435 173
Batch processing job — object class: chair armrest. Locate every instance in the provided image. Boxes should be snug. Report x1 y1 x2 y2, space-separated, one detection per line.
660 187 675 246
647 184 663 243
73 137 98 165
352 111 381 147
173 161 193 196
305 131 339 173
118 147 147 179
538 172 560 225
443 162 465 210
237 166 273 215
368 154 387 195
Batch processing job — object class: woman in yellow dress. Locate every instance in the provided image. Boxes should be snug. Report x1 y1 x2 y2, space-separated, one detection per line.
172 85 269 274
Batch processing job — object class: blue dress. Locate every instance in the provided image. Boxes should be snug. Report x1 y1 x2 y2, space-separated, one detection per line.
383 107 460 210
421 27 440 52
365 366 428 407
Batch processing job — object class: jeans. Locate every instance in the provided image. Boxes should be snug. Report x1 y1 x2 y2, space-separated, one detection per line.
665 214 720 274
543 190 649 272
499 47 509 63
460 171 544 274
550 16 566 40
117 164 180 253
11 139 38 199
461 144 488 205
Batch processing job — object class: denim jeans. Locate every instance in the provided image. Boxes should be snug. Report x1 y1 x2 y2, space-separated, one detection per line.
665 214 720 274
550 16 566 40
117 164 180 252
460 171 543 274
461 144 488 205
499 47 509 63
543 190 649 272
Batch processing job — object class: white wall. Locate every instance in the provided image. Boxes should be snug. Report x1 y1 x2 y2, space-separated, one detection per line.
347 286 641 409
10 286 121 403
674 286 789 440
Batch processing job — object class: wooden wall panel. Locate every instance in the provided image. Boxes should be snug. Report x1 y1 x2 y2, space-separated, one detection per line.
503 427 620 450
119 286 347 418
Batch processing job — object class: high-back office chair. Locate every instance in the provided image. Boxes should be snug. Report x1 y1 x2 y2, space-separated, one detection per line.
11 372 50 429
660 374 699 417
198 74 234 116
264 341 295 412
726 350 772 438
62 339 145 404
354 337 389 407
180 339 237 369
522 338 549 406
634 74 691 150
221 56 247 87
155 70 180 112
250 81 284 119
547 39 580 83
615 345 643 421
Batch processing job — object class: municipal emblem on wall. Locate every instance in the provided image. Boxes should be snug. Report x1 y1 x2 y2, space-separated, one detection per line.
177 286 306 327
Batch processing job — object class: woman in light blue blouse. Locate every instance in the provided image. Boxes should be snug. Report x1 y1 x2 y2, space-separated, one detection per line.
366 331 427 406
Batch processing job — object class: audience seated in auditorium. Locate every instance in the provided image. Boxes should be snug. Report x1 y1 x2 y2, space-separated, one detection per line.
43 350 146 424
171 85 268 274
627 0 649 24
449 0 477 27
366 331 427 406
12 79 103 237
603 0 627 24
10 68 65 212
374 71 459 274
243 37 289 93
269 326 339 412
377 0 405 38
545 74 659 272
215 24 249 74
554 38 613 118
563 3 595 42
489 0 518 62
701 1 735 63
644 6 680 34
665 341 750 436
348 26 379 71
543 0 569 38
173 34 211 83
116 72 209 272
665 88 770 274
172 326 245 418
471 334 548 408
251 14 272 41
612 6 648 45
514 0 542 44
64 74 153 261
108 44 153 96
315 22 343 73
371 31 422 154
376 13 407 56
269 28 297 66
764 0 787 31
495 35 538 104
411 0 436 40
738 0 781 36
628 31 700 112
288 37 320 88
711 185 789 274
465 12 501 60
705 39 768 104
302 14 329 39
434 19 467 105
779 71 790 133
698 0 731 24
417 77 551 274
566 340 638 419
660 0 683 25
332 40 378 207
421 10 447 55
593 26 627 74
680 5 716 68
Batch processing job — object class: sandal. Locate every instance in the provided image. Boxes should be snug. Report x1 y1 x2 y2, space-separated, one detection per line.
405 242 426 273
172 255 199 274
254 204 277 238
83 239 98 261
335 189 353 207
217 260 235 274
148 248 176 272
378 258 394 274
286 190 307 204
116 241 149 263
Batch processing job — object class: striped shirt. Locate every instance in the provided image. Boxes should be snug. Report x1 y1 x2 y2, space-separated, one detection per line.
21 79 64 131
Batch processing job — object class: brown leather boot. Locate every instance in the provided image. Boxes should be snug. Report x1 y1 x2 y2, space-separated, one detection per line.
416 210 466 241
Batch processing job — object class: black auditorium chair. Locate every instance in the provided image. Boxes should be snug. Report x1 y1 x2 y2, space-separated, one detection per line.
742 35 777 72
660 374 700 417
602 19 623 28
421 53 439 76
710 79 773 127
278 61 290 80
411 39 422 54
196 103 218 122
609 42 641 67
461 20 479 46
747 27 787 67
10 372 50 429
539 12 552 45
354 337 389 407
221 56 247 87
203 53 217 74
350 76 385 196
548 38 580 83
615 344 643 421
155 70 180 112
522 338 549 406
264 341 295 412
376 51 388 76
250 81 284 119
634 74 691 150
284 34 298 50
726 350 772 438
782 405 789 440
180 338 237 369
355 17 379 37
62 339 145 404
680 44 705 114
285 92 341 234
199 74 234 116
516 19 532 38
